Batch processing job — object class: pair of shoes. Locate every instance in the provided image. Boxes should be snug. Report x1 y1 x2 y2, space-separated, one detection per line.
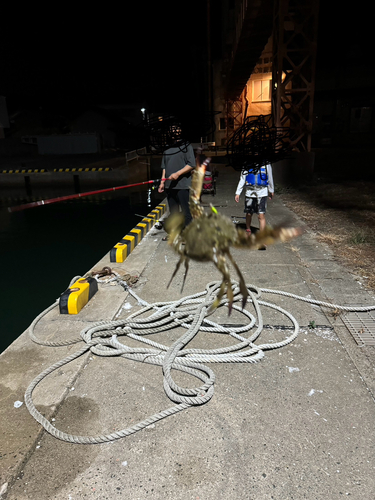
162 235 169 241
258 245 266 251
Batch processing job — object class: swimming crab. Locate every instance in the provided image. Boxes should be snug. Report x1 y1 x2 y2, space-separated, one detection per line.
165 158 301 314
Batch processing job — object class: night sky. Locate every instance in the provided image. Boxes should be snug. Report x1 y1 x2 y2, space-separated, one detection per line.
317 4 372 70
1 3 207 117
1 3 372 121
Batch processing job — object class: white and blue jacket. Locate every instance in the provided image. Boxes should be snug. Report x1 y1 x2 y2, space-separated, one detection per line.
235 164 274 199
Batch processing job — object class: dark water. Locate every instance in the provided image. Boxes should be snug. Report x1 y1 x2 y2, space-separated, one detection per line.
0 186 165 353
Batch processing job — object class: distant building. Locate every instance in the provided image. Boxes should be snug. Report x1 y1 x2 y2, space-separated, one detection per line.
213 37 273 147
70 109 116 150
1 104 145 156
313 49 375 149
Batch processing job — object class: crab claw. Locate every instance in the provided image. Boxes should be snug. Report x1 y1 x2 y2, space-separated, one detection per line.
261 226 304 245
236 225 303 249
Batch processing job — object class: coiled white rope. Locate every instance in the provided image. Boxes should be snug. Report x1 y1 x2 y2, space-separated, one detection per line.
25 278 375 444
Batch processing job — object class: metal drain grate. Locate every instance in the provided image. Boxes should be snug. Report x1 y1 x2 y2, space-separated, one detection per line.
342 310 375 346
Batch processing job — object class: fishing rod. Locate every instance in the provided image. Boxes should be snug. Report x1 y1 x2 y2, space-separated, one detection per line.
7 178 167 213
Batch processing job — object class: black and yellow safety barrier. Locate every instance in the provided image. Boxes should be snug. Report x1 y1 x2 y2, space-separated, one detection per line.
110 203 166 263
1 169 47 174
59 277 98 315
53 167 112 172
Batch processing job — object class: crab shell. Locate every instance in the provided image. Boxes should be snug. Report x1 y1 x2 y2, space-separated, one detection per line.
166 209 301 313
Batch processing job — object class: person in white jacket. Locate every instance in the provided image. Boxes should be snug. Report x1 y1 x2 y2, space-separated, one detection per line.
235 163 274 249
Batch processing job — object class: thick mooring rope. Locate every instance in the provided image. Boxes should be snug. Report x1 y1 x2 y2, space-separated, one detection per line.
25 278 375 444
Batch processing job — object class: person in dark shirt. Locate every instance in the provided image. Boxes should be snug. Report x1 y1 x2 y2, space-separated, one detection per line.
158 140 196 238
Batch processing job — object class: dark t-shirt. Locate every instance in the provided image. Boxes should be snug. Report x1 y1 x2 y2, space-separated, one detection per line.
161 142 196 189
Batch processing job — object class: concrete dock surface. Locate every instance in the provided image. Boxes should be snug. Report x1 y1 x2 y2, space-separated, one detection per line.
1 162 374 499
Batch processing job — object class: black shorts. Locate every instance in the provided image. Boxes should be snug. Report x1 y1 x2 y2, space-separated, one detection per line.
244 196 267 214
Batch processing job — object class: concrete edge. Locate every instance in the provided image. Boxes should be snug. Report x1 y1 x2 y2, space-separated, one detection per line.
0 198 170 493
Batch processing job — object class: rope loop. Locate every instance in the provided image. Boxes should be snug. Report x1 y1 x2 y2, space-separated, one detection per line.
24 278 375 444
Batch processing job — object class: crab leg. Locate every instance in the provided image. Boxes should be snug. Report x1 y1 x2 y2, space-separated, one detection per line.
226 250 249 309
209 253 234 314
234 225 302 249
166 254 191 293
189 157 211 219
180 258 190 293
167 256 185 289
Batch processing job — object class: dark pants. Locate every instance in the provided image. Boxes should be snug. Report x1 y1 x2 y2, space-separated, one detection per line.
166 189 192 227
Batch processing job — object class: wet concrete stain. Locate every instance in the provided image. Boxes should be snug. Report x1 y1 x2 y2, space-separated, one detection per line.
7 397 101 500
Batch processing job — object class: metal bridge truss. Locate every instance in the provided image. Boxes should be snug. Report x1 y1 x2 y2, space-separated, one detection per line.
272 0 320 152
226 99 243 144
